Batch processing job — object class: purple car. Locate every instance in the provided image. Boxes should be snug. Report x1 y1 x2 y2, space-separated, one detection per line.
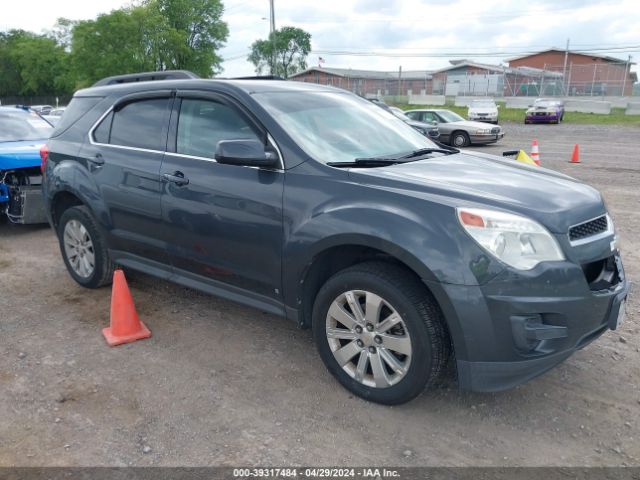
524 99 565 124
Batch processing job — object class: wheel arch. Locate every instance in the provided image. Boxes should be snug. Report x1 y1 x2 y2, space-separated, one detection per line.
50 189 85 228
294 235 441 330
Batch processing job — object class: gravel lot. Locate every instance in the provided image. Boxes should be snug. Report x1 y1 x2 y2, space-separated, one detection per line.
1 122 638 467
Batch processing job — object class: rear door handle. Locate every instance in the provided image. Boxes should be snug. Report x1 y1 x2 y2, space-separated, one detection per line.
88 153 104 166
162 171 189 186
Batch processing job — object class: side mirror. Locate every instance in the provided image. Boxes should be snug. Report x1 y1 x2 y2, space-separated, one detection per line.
430 120 438 125
215 139 279 168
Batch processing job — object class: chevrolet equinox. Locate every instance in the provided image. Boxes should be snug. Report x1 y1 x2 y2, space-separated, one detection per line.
42 71 628 405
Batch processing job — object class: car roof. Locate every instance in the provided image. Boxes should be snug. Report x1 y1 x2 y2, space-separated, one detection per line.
0 106 31 113
76 78 342 98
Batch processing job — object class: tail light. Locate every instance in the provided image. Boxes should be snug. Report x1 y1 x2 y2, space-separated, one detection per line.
40 144 49 174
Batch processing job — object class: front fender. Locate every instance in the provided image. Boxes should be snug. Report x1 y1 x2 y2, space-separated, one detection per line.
282 178 504 307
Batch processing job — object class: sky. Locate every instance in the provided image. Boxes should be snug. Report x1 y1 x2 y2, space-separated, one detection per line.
1 0 638 77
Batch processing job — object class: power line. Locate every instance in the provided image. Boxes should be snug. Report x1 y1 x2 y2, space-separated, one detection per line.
314 43 640 52
310 45 640 59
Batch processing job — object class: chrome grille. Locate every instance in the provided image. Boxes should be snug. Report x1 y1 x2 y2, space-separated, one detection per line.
569 215 608 242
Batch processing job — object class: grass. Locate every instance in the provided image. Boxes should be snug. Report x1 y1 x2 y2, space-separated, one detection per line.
391 103 640 126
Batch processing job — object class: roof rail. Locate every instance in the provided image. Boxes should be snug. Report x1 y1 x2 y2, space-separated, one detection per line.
92 70 200 87
232 75 286 80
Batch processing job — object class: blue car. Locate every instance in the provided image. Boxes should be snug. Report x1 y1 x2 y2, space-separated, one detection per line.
0 106 53 223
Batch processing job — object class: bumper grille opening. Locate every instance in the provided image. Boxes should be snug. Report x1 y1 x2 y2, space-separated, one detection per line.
582 255 621 291
570 216 608 242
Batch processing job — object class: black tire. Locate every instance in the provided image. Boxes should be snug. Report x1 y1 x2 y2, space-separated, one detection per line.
450 131 470 148
57 205 114 288
312 261 450 405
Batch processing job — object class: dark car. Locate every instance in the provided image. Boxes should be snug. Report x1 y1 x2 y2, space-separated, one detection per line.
525 99 565 124
369 99 440 140
42 72 627 405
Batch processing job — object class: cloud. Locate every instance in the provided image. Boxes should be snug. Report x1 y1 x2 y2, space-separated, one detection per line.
1 0 636 78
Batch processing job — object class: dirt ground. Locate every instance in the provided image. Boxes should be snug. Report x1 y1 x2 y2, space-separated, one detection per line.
0 122 638 467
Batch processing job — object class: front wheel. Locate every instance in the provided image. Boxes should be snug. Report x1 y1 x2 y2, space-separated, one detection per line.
57 205 114 288
312 262 450 405
450 131 470 148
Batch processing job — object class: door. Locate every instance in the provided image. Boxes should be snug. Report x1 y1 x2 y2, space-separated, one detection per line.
159 93 284 303
81 94 172 264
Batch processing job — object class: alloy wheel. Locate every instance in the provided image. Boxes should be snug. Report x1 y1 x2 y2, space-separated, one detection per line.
63 219 95 278
325 290 412 388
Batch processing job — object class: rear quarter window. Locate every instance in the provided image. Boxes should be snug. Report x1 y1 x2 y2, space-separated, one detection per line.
51 96 103 136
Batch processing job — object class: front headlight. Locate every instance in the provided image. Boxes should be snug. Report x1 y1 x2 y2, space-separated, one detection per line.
475 128 491 134
457 208 565 270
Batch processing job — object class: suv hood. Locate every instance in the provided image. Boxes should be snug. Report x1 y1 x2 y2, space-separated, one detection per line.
349 151 604 233
0 140 46 170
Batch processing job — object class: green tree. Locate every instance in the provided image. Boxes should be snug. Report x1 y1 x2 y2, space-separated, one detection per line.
0 30 73 96
143 0 229 77
0 30 26 97
71 8 154 87
248 27 311 78
70 0 228 86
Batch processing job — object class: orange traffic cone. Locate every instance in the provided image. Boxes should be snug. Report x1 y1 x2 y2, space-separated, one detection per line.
570 144 580 163
102 269 151 346
530 138 541 166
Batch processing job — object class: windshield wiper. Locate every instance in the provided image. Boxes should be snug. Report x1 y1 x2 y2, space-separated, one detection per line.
327 158 403 168
328 147 459 168
399 146 459 158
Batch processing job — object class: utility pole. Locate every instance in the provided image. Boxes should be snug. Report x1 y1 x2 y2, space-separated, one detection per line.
562 38 570 95
622 55 631 96
269 0 276 76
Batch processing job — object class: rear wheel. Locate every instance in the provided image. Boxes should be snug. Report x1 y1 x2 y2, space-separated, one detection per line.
450 131 470 148
57 206 114 288
312 262 449 405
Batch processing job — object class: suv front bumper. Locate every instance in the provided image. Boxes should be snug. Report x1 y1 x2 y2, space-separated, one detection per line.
431 253 627 392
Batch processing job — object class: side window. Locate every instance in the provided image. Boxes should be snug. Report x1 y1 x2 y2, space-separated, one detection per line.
109 98 170 151
93 111 113 144
176 98 260 159
424 112 435 122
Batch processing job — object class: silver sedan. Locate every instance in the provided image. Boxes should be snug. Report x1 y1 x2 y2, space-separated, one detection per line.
404 109 504 147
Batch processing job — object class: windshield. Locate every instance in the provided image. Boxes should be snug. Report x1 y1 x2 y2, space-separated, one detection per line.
256 91 437 164
437 110 465 123
0 111 53 142
470 100 495 108
533 101 555 108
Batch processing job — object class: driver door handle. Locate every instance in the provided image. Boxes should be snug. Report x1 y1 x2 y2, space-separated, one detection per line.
162 171 189 186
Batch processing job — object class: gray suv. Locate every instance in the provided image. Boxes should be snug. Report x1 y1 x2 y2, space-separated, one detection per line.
42 71 628 404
